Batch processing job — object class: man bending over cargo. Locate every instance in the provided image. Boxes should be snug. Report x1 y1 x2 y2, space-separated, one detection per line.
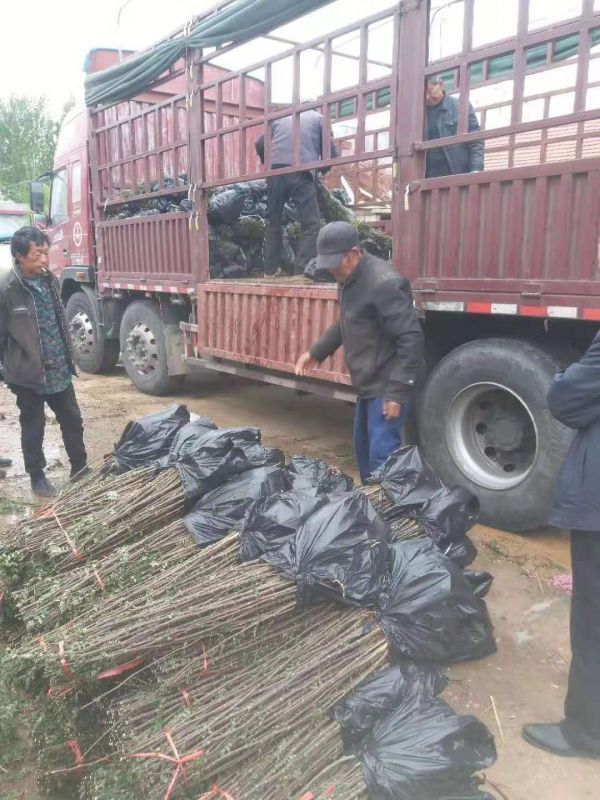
256 110 338 276
0 227 89 497
296 221 424 481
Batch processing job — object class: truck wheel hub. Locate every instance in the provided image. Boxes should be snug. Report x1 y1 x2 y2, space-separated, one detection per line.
446 382 539 491
69 311 95 356
126 323 158 376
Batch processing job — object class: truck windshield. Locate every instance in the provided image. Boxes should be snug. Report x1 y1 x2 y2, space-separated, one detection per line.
0 214 26 243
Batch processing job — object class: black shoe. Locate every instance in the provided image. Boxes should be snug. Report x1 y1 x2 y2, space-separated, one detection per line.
30 471 57 498
70 464 92 481
0 457 12 468
522 723 600 759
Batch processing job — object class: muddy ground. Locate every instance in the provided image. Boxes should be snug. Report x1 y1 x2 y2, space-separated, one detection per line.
0 368 598 800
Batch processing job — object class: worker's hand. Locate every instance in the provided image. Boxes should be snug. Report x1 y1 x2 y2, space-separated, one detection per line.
295 351 318 376
383 400 402 420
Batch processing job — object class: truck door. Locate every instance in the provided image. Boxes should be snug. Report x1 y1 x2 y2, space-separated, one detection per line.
47 166 70 277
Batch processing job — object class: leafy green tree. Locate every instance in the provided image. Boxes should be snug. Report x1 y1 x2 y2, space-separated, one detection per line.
0 95 66 204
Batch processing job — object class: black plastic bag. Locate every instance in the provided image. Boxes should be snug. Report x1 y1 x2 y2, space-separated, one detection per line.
162 427 285 503
419 487 480 567
287 455 354 494
107 405 189 473
465 571 494 599
184 466 289 547
217 264 248 279
282 201 298 224
331 187 351 207
379 540 496 663
262 492 391 608
164 418 218 459
331 663 448 753
239 489 327 562
358 691 496 800
367 446 444 516
304 256 334 283
207 186 249 226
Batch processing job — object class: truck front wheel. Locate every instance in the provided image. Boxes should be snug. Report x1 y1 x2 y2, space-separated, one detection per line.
417 338 572 531
66 291 119 374
119 301 185 396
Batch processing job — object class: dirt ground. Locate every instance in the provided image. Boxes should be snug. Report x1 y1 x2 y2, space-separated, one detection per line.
0 368 599 800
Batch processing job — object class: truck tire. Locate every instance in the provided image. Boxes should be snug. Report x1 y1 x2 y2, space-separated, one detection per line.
417 338 572 532
66 291 119 374
120 301 185 396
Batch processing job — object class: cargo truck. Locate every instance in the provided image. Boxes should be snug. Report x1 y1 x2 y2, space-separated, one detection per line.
30 0 600 530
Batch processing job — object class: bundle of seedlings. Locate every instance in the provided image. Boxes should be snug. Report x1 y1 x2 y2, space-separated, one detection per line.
22 689 113 800
84 604 388 800
363 446 480 567
1 406 194 587
6 468 184 575
286 454 354 494
362 446 444 520
300 663 497 800
7 423 282 583
0 467 167 618
13 465 288 634
13 491 389 687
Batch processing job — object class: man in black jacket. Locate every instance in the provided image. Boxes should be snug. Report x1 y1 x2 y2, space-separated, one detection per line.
0 227 89 497
295 221 424 481
425 77 484 178
522 333 600 759
255 110 339 275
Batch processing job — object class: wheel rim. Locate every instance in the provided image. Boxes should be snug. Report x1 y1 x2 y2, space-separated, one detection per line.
445 382 539 491
69 310 95 356
125 322 159 377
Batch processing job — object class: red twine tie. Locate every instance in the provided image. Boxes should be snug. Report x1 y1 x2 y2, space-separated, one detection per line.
198 786 237 800
37 506 84 561
59 640 75 681
93 567 105 591
66 739 85 775
96 656 144 680
297 788 336 800
129 729 204 800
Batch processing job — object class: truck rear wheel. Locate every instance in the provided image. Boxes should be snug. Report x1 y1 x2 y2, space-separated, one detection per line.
120 301 185 396
66 291 119 374
417 338 572 531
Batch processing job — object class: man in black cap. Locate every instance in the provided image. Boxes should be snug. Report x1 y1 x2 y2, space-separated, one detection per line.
296 221 424 481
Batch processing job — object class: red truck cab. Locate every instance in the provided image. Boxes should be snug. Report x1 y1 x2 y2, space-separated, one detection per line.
46 106 91 280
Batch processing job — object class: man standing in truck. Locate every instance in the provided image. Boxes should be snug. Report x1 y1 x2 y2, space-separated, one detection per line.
295 221 424 481
255 110 339 276
0 227 89 497
425 76 484 178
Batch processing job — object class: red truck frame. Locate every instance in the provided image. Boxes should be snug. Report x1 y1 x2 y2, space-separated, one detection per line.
33 0 600 531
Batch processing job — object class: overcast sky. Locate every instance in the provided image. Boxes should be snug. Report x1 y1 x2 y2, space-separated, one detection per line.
1 0 217 116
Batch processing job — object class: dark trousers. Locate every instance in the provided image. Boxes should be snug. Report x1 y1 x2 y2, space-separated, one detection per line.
353 397 408 482
562 530 600 752
10 383 87 475
264 171 321 275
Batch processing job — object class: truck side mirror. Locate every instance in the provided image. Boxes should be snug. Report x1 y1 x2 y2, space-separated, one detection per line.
32 213 47 230
29 181 46 214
